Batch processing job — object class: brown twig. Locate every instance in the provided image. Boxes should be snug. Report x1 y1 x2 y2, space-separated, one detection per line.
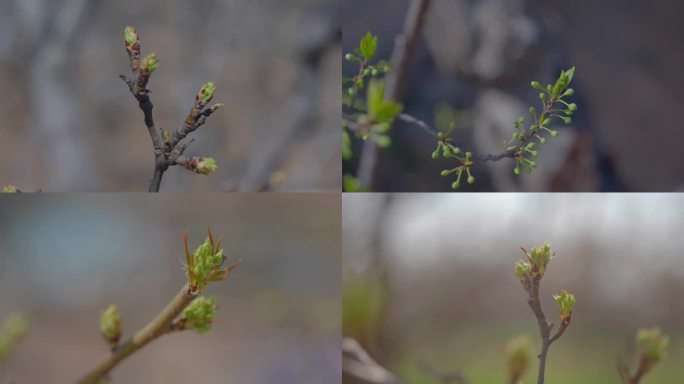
120 27 222 191
522 276 567 384
357 0 432 187
618 356 651 384
78 285 195 384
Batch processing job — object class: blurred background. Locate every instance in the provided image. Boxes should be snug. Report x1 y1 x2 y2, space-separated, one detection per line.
342 0 684 192
0 0 341 191
343 193 684 383
0 194 340 383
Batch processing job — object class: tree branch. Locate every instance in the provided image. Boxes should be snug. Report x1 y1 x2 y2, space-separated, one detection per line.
78 285 195 384
342 338 403 384
120 27 222 191
78 228 239 383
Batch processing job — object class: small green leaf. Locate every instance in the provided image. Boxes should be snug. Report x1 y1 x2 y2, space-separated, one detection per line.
359 32 378 60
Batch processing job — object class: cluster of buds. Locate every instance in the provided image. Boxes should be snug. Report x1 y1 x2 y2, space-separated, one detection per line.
99 304 121 349
504 335 531 384
438 151 475 189
553 290 575 327
184 228 241 293
508 67 577 176
178 296 218 334
514 244 554 289
636 327 669 372
123 26 158 94
124 26 140 71
343 32 391 98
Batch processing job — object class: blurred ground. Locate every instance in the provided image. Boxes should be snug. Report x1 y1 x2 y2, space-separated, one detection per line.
0 0 341 191
0 194 341 383
343 193 684 383
342 0 684 191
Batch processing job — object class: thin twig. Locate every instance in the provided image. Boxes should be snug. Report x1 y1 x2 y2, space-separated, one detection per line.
523 275 566 384
120 72 167 192
618 356 650 384
78 285 196 384
120 27 223 191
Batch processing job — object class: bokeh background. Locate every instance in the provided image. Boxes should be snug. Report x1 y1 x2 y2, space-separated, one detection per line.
343 193 684 383
0 0 340 191
0 194 340 383
342 0 684 192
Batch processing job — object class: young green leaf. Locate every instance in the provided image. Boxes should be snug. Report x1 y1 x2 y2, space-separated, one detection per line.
359 32 378 60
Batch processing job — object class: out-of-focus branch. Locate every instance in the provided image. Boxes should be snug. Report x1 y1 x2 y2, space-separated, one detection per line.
357 0 432 187
343 338 403 384
618 327 670 384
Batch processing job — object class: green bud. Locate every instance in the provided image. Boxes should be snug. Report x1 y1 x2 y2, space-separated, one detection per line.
347 87 357 96
549 130 559 137
191 157 218 175
505 335 531 384
375 135 391 148
140 53 159 73
344 53 354 61
567 103 577 111
530 81 543 90
541 118 551 126
184 229 239 293
562 116 572 124
553 290 575 322
371 68 379 76
563 88 574 96
513 165 520 175
440 170 450 177
514 260 532 279
180 296 217 333
2 185 17 193
100 305 121 347
467 175 475 184
526 243 553 277
537 136 547 144
124 26 139 49
526 142 536 150
197 82 216 103
636 327 669 362
432 149 440 160
465 151 472 160
528 150 538 157
362 68 371 76
451 180 460 189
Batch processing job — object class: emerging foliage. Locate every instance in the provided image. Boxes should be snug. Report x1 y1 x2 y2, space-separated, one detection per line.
342 31 579 190
179 296 218 334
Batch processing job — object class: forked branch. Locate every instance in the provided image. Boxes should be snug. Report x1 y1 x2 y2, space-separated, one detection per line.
78 228 241 383
120 26 222 191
